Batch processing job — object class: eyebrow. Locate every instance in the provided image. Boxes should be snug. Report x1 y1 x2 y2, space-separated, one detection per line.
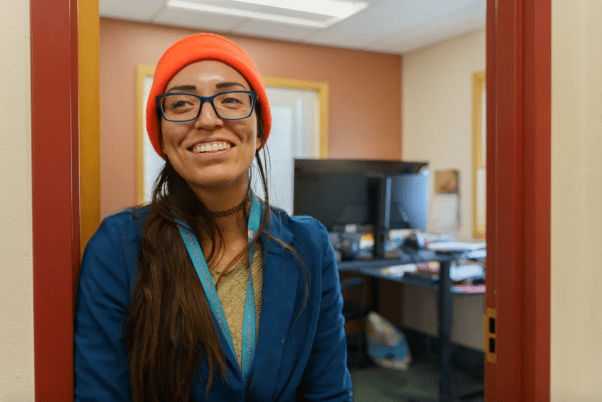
216 81 246 89
166 85 196 93
166 82 247 93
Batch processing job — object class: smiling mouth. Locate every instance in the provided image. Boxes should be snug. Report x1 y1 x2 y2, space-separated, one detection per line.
189 141 233 154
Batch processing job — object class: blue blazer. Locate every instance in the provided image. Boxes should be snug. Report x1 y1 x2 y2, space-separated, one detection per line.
74 205 352 401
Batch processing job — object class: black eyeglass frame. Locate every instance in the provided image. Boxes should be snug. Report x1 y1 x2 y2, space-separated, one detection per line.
156 90 258 122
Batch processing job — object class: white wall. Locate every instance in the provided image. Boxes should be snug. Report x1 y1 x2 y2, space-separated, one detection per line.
551 0 602 400
0 1 34 400
400 29 485 350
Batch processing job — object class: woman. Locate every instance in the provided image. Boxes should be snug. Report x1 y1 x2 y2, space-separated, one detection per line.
74 33 352 401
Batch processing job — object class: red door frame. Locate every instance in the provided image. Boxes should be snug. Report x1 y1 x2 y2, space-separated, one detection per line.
31 0 80 400
485 0 551 400
30 0 552 400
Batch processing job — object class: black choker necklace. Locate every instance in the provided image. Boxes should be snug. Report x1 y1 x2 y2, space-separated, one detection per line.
209 197 247 218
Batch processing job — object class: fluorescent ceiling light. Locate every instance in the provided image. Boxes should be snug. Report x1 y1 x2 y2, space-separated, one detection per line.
166 0 368 28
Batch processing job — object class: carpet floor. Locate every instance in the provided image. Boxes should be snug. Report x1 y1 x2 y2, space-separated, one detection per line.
349 358 484 402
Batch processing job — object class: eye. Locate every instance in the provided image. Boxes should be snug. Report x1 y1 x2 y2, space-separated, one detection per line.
222 96 243 104
216 92 251 109
170 100 187 109
163 94 196 111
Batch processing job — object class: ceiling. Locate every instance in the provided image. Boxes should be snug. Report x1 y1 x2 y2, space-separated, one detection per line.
99 0 485 55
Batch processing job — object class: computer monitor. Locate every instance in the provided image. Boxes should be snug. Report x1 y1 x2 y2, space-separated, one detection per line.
293 159 430 256
292 170 377 231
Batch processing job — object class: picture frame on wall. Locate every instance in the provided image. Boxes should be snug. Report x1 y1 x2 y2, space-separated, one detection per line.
431 169 461 236
435 169 460 194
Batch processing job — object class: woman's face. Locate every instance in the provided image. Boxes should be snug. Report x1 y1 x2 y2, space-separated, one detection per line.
160 60 260 192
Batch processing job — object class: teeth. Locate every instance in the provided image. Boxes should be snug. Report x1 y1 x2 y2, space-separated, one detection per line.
192 142 231 154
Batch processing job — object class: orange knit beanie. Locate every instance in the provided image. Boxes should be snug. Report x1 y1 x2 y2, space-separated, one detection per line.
146 33 271 158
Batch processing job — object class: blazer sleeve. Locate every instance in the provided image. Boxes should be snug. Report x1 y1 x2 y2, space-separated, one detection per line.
296 224 353 402
74 216 135 402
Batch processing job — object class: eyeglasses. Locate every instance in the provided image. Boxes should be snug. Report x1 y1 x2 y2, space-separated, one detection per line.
156 90 257 122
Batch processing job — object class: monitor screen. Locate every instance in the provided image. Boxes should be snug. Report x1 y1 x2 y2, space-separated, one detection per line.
293 170 377 231
389 169 430 231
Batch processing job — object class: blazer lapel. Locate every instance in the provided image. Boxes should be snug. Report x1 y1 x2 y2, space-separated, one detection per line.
214 316 244 381
249 207 299 401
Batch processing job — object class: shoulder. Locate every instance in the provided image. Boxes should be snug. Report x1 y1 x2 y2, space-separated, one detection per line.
267 206 333 264
102 205 149 227
77 207 150 313
82 206 149 273
269 206 328 242
93 206 149 243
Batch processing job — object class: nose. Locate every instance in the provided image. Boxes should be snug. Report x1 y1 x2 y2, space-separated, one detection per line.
194 100 222 130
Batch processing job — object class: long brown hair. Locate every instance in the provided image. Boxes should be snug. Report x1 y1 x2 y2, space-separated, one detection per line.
125 107 306 401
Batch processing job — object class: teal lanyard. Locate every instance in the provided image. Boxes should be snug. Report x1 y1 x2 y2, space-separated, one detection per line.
176 194 260 386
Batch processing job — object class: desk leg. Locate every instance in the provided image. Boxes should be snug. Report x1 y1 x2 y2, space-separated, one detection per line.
438 261 454 402
370 276 380 313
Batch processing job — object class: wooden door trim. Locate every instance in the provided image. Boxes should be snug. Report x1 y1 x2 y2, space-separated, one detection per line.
79 0 101 253
31 0 79 399
486 0 551 400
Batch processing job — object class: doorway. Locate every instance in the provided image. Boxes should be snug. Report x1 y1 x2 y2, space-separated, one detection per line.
30 0 552 400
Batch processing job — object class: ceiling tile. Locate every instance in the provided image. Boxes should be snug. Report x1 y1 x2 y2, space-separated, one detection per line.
99 0 166 21
232 20 317 43
370 2 485 54
99 0 486 55
400 0 484 18
153 7 246 32
303 0 435 49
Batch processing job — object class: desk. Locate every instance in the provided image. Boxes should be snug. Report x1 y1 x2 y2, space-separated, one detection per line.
338 249 485 402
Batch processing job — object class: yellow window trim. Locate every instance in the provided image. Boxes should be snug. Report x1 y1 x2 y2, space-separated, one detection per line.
472 71 486 239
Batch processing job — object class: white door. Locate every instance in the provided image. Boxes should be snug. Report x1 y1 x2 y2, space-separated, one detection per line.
253 87 320 214
141 75 165 203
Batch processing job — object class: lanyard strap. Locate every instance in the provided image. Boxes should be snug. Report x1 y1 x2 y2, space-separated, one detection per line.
176 194 260 386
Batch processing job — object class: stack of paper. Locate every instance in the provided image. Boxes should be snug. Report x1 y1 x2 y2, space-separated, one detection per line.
379 264 417 278
427 241 486 252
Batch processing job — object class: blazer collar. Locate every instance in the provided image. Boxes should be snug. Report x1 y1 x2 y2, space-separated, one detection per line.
260 204 294 255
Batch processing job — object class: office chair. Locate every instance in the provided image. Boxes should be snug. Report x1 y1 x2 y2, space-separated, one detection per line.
340 276 369 369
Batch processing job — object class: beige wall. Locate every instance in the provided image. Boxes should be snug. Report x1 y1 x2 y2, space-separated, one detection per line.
551 0 602 399
99 19 402 218
400 29 485 350
0 0 34 400
402 29 485 243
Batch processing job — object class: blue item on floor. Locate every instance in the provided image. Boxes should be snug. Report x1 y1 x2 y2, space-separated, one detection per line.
366 311 411 370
